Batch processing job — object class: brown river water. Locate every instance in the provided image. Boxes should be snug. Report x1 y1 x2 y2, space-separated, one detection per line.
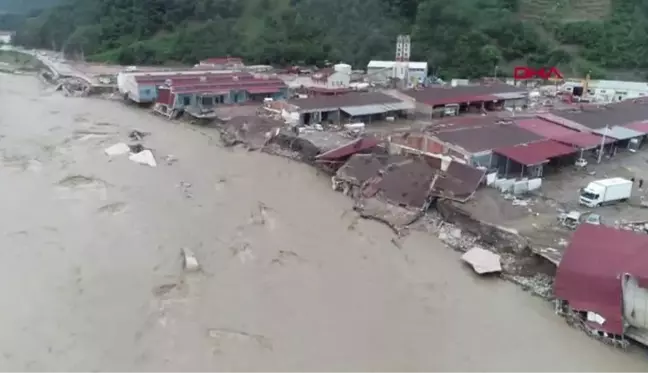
0 73 646 371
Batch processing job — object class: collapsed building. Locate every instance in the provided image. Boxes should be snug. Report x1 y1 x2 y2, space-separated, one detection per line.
554 224 648 348
333 153 485 230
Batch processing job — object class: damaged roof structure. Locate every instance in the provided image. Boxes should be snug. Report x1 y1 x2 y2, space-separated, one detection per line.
514 118 611 149
494 139 577 166
338 154 485 205
336 154 485 230
220 115 284 149
285 92 414 125
554 224 648 336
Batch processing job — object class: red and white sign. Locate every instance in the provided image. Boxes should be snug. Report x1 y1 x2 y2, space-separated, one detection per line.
514 66 564 80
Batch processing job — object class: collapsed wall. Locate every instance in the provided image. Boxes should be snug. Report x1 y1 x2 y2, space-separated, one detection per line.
435 198 556 297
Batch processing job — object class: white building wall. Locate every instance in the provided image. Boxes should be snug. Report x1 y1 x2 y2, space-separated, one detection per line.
0 34 12 44
622 274 648 331
366 60 428 84
324 71 350 89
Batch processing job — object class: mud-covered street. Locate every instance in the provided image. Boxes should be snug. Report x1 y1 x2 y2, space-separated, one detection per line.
0 73 646 371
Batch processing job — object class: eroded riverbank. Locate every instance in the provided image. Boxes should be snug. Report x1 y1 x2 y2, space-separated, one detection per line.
0 73 646 371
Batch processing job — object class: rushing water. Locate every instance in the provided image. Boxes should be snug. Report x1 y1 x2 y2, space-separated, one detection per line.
0 73 646 371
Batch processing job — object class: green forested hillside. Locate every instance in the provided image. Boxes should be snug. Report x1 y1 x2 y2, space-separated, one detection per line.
0 0 58 13
9 0 648 78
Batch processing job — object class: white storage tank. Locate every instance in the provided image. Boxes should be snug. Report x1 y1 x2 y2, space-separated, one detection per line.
334 63 352 75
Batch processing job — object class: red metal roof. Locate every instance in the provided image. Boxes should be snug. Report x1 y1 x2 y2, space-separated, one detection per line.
172 83 285 95
514 118 609 148
494 139 576 165
246 86 281 94
135 72 253 84
623 120 648 134
554 224 648 334
316 136 380 161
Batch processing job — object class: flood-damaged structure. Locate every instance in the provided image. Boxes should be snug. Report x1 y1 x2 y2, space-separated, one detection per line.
554 224 648 347
333 153 485 231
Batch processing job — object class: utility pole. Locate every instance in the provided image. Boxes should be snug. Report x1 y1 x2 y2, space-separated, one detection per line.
597 125 609 164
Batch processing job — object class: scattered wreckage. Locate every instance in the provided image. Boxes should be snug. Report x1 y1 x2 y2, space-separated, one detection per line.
332 153 485 232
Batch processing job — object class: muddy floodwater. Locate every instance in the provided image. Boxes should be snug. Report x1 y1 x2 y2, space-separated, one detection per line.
0 73 646 371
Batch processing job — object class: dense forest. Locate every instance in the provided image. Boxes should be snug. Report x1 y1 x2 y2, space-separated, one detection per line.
3 0 648 78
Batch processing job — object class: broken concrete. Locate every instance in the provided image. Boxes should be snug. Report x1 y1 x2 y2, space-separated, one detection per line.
104 142 130 157
219 116 283 150
129 149 157 167
181 247 200 272
462 247 502 274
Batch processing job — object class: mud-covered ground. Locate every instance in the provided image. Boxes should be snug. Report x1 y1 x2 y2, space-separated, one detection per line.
0 73 646 371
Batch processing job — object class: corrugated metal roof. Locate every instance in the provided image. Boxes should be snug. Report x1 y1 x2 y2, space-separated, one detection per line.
247 86 281 94
434 124 542 153
558 132 612 148
316 137 380 161
341 104 388 116
554 224 648 334
592 126 643 140
287 92 402 112
494 139 576 166
514 118 608 148
382 101 415 111
402 84 527 106
623 120 648 134
551 102 648 130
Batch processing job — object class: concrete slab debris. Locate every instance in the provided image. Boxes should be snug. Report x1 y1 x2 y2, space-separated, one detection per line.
461 247 502 274
104 142 130 156
181 247 200 272
129 149 157 167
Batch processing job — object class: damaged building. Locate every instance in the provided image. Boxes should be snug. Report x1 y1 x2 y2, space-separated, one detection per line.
333 153 485 229
554 224 648 348
286 92 414 126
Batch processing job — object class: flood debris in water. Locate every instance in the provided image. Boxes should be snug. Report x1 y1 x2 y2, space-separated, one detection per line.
181 247 200 272
129 149 157 167
152 283 178 297
104 142 130 157
129 129 149 141
177 181 193 198
462 247 502 275
164 154 178 165
128 143 145 154
97 201 127 215
271 250 305 266
207 328 273 351
57 174 106 188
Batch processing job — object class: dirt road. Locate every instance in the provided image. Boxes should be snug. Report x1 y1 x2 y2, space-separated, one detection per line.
0 73 645 371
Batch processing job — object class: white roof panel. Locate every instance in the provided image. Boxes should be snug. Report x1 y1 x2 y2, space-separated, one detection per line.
367 60 428 70
593 126 643 140
381 101 415 111
341 104 388 116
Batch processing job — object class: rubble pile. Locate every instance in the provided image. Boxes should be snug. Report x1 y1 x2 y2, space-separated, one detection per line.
614 219 648 233
61 77 91 97
504 273 554 299
218 115 283 150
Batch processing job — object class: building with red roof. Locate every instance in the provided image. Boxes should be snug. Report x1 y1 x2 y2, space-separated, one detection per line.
555 224 648 345
402 84 529 118
153 72 287 116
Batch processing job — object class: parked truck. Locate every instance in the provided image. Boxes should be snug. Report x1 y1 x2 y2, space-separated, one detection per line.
579 177 633 207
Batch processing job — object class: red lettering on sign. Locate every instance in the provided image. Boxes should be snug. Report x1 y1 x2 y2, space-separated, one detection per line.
514 66 564 80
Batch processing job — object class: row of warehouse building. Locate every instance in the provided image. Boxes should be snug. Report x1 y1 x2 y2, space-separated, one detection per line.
390 101 648 180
